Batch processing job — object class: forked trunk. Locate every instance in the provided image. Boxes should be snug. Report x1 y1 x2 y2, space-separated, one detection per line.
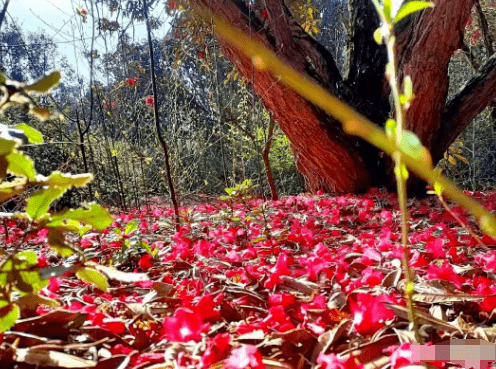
189 0 496 195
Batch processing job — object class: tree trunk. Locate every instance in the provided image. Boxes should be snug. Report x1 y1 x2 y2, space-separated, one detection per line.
189 0 496 195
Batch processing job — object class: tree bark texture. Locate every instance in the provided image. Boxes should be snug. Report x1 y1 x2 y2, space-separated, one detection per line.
189 0 496 195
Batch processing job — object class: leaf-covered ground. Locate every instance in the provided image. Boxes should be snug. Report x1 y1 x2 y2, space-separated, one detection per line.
3 188 496 369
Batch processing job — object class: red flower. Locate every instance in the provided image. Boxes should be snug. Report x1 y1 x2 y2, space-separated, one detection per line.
224 345 265 369
81 8 88 15
260 9 269 19
101 318 126 335
191 294 221 322
162 308 210 342
350 293 396 336
426 261 466 289
426 239 445 258
145 96 154 106
47 277 61 293
138 254 153 271
389 343 413 368
126 77 138 87
200 333 231 368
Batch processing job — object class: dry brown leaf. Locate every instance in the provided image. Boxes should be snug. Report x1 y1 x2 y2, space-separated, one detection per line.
382 268 402 288
15 310 88 332
14 348 97 368
339 334 399 364
280 275 320 295
311 319 352 362
384 303 464 333
263 358 295 369
413 293 485 304
273 328 316 356
362 355 390 369
92 263 150 282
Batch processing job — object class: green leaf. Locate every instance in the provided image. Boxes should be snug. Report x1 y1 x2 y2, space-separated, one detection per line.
6 152 35 180
403 76 413 100
373 28 383 45
394 163 409 180
17 250 37 265
76 267 108 292
45 219 83 233
49 203 113 231
47 228 74 257
393 1 434 25
139 240 153 255
16 294 60 311
24 70 61 93
18 270 48 294
37 171 93 188
125 219 138 234
0 138 16 155
385 119 397 138
29 106 51 120
0 303 19 333
26 186 66 220
434 181 444 197
383 0 392 21
14 124 43 143
399 130 422 159
0 180 26 204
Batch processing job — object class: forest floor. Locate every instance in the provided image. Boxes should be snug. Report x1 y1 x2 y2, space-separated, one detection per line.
2 188 496 369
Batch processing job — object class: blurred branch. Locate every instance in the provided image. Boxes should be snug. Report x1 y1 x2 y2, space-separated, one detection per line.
0 0 10 31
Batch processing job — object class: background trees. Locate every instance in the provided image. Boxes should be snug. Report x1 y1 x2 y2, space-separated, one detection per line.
3 0 496 210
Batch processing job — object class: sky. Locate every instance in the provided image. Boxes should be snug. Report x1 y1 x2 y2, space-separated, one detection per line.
5 0 171 82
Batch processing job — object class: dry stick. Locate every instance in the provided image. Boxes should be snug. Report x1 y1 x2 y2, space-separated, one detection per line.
140 157 150 214
113 155 127 212
474 0 494 57
262 118 278 201
76 111 92 200
437 195 485 247
143 0 180 230
384 37 421 342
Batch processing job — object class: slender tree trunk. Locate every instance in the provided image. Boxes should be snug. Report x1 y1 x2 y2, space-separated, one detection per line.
143 0 180 230
76 111 92 200
0 0 11 31
262 118 278 201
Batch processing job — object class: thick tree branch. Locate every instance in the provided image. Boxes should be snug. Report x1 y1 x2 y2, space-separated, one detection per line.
435 53 496 163
347 0 389 124
398 0 474 149
189 0 374 192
